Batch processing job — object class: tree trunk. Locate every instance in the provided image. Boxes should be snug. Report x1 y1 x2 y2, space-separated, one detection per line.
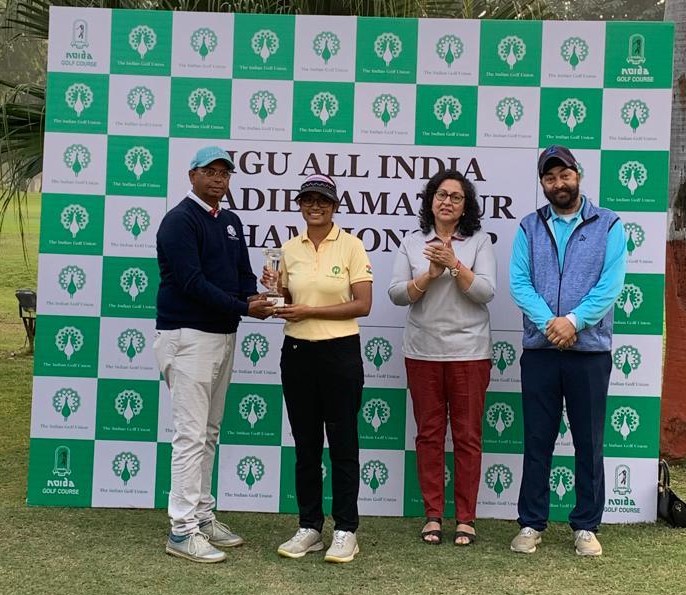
662 0 686 459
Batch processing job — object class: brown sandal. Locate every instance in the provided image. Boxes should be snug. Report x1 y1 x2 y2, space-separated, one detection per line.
454 521 476 546
420 517 443 545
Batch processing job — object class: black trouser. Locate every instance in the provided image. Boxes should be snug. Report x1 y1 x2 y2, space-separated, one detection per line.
281 334 363 533
517 349 611 532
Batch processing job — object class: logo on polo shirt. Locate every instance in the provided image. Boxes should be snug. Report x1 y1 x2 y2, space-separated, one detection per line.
226 224 238 239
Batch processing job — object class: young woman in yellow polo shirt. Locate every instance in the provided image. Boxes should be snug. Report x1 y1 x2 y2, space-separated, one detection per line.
268 173 373 563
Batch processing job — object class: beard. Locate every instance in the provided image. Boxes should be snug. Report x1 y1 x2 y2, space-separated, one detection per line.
543 183 580 211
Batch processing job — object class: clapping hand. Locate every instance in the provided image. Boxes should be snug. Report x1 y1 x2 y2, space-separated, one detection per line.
423 241 456 278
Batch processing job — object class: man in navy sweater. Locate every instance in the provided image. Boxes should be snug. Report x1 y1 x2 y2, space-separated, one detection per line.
509 146 626 557
154 146 273 563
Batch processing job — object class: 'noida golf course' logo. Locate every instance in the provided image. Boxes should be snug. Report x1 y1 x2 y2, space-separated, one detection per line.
238 394 267 428
71 19 89 49
624 223 645 256
557 98 587 132
53 445 73 477
252 29 279 63
128 25 157 59
52 388 81 421
560 37 589 70
127 86 155 119
58 265 86 299
241 333 269 367
312 31 340 64
372 94 399 128
362 398 390 433
63 144 91 177
361 460 389 494
190 27 217 61
496 97 523 130
364 337 392 370
65 83 93 117
498 35 526 70
618 161 647 196
616 283 644 318
485 463 513 498
188 88 216 122
611 406 640 441
117 328 146 362
55 326 84 361
250 90 277 124
119 267 149 302
321 462 327 480
433 95 462 130
491 341 516 375
374 32 402 67
124 146 153 181
550 465 575 501
613 464 632 496
621 99 649 133
236 455 265 490
61 204 89 238
486 402 515 437
613 345 641 379
115 389 143 424
122 207 150 239
444 465 451 487
627 34 646 66
112 451 140 485
310 92 339 126
435 34 463 68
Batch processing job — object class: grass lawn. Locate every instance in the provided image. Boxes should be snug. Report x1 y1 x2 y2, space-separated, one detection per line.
1 195 685 595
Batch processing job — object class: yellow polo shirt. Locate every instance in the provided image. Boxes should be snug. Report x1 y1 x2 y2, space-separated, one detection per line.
281 224 373 340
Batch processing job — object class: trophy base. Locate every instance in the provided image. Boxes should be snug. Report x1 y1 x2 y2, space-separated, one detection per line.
267 296 285 308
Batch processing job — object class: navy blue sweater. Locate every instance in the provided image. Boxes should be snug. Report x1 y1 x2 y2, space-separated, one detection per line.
156 197 257 334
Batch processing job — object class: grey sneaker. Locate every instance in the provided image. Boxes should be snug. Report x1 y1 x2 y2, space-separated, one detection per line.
324 530 359 563
277 528 324 559
166 532 227 563
199 519 245 548
510 527 542 554
574 530 602 556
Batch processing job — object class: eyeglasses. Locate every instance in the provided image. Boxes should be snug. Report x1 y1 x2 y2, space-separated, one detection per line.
197 167 232 180
434 189 465 205
298 196 335 207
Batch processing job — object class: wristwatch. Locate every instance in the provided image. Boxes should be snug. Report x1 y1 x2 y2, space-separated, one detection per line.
449 261 461 278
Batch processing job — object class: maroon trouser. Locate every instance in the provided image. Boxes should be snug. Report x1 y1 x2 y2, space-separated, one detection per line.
405 358 491 522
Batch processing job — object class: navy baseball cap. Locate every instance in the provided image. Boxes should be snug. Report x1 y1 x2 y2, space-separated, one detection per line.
295 173 339 203
189 146 235 171
538 145 579 177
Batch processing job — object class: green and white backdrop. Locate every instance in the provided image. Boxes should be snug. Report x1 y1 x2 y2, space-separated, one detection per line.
27 6 673 523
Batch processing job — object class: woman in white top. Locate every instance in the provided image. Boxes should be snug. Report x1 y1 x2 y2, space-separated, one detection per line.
388 170 496 546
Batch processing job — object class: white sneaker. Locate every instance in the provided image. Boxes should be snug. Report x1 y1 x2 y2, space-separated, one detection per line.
165 532 227 563
574 530 602 556
199 519 244 548
277 528 324 559
510 527 542 554
324 530 359 563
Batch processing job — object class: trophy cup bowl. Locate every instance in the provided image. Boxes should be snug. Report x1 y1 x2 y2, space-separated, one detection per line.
263 248 285 307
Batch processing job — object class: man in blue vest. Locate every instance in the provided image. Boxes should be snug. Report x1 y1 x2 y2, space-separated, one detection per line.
509 145 626 557
155 146 274 563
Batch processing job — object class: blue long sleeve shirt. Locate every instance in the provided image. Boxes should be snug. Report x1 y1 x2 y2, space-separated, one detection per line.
510 197 626 333
156 196 257 334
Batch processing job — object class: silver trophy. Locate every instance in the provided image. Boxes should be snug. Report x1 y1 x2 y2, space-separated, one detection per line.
263 248 285 307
